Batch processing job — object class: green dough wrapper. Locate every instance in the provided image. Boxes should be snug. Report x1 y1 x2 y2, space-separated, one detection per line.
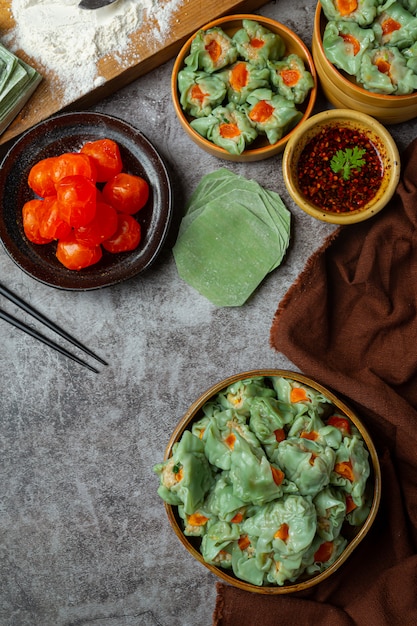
173 199 287 307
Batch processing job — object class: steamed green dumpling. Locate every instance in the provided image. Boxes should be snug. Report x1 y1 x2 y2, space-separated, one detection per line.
314 487 346 541
403 39 417 71
203 471 248 523
401 0 417 15
303 534 348 575
246 88 302 145
201 519 240 565
373 2 417 49
322 19 375 75
268 54 314 103
331 433 370 502
359 45 417 92
190 102 258 154
270 375 332 420
197 407 262 471
185 27 238 73
242 495 317 586
232 19 285 67
242 495 317 557
229 432 286 506
219 377 276 414
153 430 214 515
275 436 336 497
320 0 378 27
177 68 227 117
218 60 270 105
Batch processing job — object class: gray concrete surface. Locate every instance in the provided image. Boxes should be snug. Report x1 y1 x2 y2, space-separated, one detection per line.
1 1 416 625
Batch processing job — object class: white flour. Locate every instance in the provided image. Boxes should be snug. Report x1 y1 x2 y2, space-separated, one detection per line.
3 0 183 102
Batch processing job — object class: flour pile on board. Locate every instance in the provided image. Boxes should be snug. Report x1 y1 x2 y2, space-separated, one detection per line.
3 0 183 102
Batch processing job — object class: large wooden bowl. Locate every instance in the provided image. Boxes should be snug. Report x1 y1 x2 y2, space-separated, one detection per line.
171 15 317 162
161 369 381 594
312 3 417 124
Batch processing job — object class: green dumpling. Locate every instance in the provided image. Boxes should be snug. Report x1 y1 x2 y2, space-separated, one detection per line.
219 377 276 414
313 487 346 541
185 26 238 73
153 430 215 515
303 534 348 576
204 471 248 523
200 518 240 565
320 0 378 27
322 19 375 75
373 2 417 49
242 495 317 557
359 45 417 93
190 101 258 155
401 0 417 15
232 19 286 68
229 432 285 506
245 88 302 145
177 68 227 118
330 433 370 502
218 60 271 105
403 40 417 71
275 436 336 498
268 54 314 103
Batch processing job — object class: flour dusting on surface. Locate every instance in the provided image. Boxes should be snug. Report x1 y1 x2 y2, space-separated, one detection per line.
3 0 184 103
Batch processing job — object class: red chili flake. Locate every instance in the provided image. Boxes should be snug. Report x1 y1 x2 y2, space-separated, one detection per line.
296 126 384 213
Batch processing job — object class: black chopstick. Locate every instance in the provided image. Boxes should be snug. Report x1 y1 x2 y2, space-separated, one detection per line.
0 308 100 373
0 282 107 371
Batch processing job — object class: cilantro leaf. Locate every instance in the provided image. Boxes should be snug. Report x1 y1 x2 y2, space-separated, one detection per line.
330 146 366 180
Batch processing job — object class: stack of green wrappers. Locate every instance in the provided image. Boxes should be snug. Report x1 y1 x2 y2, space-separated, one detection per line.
173 169 291 307
0 43 42 135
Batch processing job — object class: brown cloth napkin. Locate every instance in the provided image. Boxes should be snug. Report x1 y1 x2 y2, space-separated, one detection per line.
213 138 417 626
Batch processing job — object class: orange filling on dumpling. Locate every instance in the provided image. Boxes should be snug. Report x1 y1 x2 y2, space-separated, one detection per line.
205 38 222 63
230 62 249 91
340 32 361 55
335 0 358 16
250 37 265 49
190 84 208 104
280 68 301 86
382 17 401 36
249 100 274 123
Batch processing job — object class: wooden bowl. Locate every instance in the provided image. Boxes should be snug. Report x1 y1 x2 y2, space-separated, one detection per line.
161 369 381 594
312 3 417 124
282 109 400 225
171 15 317 162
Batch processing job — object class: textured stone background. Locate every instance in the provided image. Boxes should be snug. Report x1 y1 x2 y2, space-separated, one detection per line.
1 1 416 625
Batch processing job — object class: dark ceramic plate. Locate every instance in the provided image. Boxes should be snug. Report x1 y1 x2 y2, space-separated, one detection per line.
0 112 173 290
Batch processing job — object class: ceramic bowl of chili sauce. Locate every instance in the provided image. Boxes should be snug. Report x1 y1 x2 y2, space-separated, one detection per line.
282 109 400 225
171 15 318 163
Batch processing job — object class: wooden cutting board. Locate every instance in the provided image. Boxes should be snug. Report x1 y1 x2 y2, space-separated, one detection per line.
0 0 270 146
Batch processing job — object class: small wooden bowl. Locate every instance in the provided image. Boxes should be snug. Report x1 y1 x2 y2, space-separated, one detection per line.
312 3 417 124
282 109 401 225
171 15 317 162
162 369 381 594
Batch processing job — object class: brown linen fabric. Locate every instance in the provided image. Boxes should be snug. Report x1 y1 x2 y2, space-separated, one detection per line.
213 138 417 626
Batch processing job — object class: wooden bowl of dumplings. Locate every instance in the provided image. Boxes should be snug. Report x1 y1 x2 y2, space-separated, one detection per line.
154 369 381 594
313 2 417 124
171 15 318 162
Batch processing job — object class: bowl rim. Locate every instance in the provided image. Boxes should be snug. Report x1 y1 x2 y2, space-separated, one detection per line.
314 2 417 104
171 13 318 162
162 368 382 594
282 108 401 225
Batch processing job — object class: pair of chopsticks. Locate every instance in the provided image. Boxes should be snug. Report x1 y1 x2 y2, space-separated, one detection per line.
0 282 107 373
